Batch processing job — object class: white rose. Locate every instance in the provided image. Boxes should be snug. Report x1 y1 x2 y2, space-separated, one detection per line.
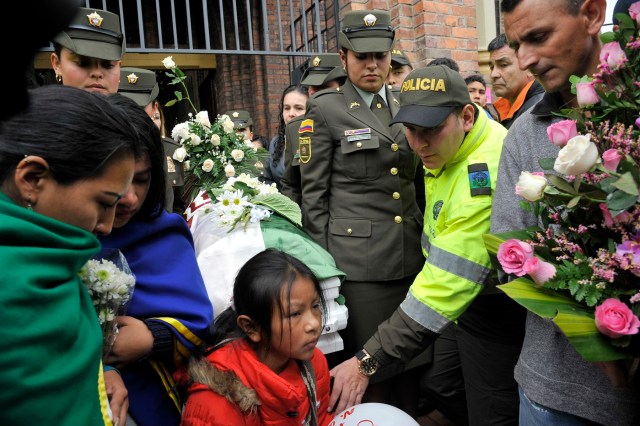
171 122 190 143
173 147 188 162
515 171 547 201
189 133 202 146
554 134 599 176
231 149 245 162
201 158 215 173
183 160 191 171
225 164 235 177
162 56 176 69
211 134 221 146
223 118 235 134
195 111 211 128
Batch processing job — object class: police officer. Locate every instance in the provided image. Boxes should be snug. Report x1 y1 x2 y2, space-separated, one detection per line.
386 48 413 89
51 6 125 94
281 53 346 205
330 65 526 426
299 10 427 415
224 109 255 146
118 67 186 213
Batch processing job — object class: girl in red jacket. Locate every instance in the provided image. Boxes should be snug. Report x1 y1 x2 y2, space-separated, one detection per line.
180 248 332 426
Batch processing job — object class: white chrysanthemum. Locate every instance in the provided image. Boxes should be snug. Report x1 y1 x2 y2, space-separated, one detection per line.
171 122 190 142
231 149 245 162
225 164 235 177
249 205 272 222
202 158 215 173
173 147 188 162
195 111 211 128
211 134 221 146
188 132 202 146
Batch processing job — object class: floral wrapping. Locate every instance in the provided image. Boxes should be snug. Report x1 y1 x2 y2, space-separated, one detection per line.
79 248 136 358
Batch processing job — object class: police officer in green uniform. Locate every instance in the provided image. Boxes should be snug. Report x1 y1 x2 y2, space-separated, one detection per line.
298 10 427 415
118 67 186 213
387 48 413 89
329 66 526 426
281 53 346 205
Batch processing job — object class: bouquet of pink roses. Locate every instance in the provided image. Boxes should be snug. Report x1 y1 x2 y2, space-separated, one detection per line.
484 4 640 362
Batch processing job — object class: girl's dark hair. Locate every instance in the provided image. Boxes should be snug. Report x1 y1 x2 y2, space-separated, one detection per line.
205 248 326 355
0 85 140 184
271 84 308 165
105 93 166 220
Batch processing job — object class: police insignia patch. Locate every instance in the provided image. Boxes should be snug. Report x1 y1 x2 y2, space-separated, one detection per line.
468 163 492 196
299 137 311 163
433 200 443 221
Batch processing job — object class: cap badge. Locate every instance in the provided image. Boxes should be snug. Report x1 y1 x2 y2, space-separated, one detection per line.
363 14 377 27
86 12 104 28
127 73 139 84
232 112 239 118
312 56 321 67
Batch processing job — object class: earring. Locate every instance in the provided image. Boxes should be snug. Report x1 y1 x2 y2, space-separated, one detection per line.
153 113 161 120
25 198 33 210
56 74 62 83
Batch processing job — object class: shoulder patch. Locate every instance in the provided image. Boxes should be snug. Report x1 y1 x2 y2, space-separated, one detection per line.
299 137 311 163
299 119 314 134
468 163 492 196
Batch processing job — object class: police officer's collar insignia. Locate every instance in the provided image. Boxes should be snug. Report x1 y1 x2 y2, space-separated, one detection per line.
468 163 492 196
232 111 239 118
87 12 104 28
393 98 399 105
349 101 361 109
127 73 139 84
433 200 443 221
363 14 377 26
312 56 321 67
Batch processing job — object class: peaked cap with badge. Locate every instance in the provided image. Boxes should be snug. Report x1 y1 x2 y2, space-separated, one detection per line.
338 10 395 53
118 67 160 107
301 53 347 87
224 110 253 129
392 65 472 128
53 7 125 61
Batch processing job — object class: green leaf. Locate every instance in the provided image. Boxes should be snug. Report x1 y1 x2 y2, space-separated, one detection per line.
611 172 639 196
165 99 178 107
233 181 260 196
538 157 556 171
174 91 184 101
607 189 637 212
254 194 302 227
547 175 579 195
567 195 581 209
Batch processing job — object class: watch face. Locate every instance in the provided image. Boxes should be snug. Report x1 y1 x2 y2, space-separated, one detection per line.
359 357 378 376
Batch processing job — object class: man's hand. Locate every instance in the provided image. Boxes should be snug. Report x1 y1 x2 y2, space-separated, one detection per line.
328 356 369 414
104 369 128 426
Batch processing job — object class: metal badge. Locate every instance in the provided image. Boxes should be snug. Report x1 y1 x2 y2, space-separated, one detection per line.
232 111 239 117
87 11 104 28
127 73 139 84
363 13 377 27
312 56 321 67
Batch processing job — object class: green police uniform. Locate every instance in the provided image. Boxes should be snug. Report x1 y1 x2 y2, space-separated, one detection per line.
300 53 347 87
280 115 305 206
299 10 427 379
53 7 125 61
118 67 185 213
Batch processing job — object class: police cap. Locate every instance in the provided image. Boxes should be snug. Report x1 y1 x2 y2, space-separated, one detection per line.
391 65 472 128
391 49 412 67
224 110 253 129
118 67 159 108
53 7 125 61
338 10 395 53
300 53 346 86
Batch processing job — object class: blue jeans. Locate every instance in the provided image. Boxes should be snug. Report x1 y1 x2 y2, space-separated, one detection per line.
518 387 599 425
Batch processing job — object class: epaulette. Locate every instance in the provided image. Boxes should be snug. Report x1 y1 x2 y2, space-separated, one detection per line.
313 86 343 99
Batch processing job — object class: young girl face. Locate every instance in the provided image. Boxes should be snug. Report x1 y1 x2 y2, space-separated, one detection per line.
262 275 323 373
112 154 152 228
282 91 307 125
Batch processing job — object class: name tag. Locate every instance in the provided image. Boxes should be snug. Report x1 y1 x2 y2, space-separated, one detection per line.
344 128 371 136
347 134 372 142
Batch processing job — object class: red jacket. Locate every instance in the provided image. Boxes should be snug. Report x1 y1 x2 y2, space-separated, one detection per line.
181 339 332 426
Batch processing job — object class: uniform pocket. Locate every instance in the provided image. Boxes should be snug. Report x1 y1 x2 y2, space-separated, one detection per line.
329 217 372 237
340 134 380 181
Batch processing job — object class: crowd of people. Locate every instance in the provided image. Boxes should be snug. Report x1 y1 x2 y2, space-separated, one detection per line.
1 0 638 425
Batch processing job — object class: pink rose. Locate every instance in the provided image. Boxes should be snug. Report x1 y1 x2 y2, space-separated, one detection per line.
595 298 640 339
497 239 534 276
546 120 577 147
600 41 627 71
635 116 640 128
602 149 622 171
599 203 632 228
629 2 640 26
522 257 556 286
576 82 599 107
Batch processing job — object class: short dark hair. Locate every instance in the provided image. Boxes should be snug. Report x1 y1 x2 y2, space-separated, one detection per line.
105 93 166 221
465 74 486 88
501 0 582 14
204 248 327 355
488 33 509 52
0 85 140 184
426 57 460 72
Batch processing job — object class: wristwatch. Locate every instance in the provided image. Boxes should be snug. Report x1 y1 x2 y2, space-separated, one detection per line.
355 349 379 376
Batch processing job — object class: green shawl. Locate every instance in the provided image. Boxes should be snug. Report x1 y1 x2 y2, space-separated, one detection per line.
0 192 111 425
